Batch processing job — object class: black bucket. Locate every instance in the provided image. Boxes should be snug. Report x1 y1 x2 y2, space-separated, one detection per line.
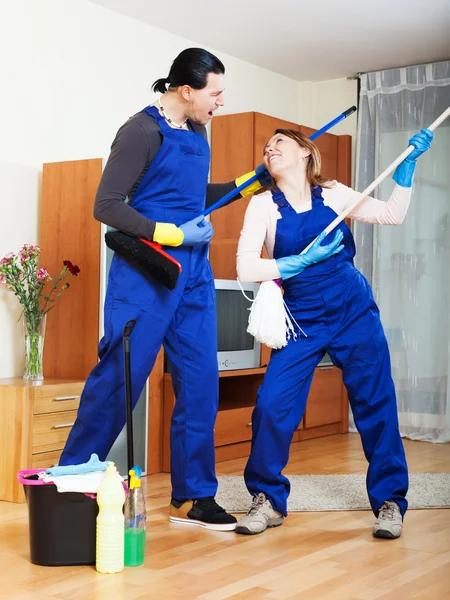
18 469 98 566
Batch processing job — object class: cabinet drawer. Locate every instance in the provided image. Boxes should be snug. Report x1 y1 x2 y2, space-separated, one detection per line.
32 410 78 454
304 366 343 429
31 450 63 470
33 382 84 415
214 406 254 446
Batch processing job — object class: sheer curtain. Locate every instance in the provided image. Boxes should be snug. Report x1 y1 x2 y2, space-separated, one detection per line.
353 61 450 443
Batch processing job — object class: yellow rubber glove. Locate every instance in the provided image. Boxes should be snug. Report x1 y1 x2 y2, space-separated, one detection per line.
153 222 184 246
235 164 272 197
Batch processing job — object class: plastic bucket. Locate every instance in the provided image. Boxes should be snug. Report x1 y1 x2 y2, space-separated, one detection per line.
17 469 98 566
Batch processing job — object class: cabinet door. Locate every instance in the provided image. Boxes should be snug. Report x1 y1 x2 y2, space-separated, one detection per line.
299 126 352 187
210 113 255 279
41 159 102 380
299 126 338 181
303 366 344 429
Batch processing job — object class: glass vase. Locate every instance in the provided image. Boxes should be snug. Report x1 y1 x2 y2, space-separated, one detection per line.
23 313 46 381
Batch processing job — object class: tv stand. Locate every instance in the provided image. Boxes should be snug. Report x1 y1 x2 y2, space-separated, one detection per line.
162 366 266 471
162 362 348 472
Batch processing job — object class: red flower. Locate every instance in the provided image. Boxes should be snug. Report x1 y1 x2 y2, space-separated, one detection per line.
63 260 80 276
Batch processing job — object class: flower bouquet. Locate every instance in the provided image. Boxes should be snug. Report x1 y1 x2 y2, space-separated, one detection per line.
0 244 80 380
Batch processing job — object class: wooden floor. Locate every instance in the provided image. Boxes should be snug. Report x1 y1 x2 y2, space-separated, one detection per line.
1 433 449 600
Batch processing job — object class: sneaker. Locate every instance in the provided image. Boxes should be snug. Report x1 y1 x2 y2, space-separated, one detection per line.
169 497 237 531
373 500 403 539
236 492 284 535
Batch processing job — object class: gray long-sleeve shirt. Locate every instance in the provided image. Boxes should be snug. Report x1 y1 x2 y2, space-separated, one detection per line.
94 110 238 241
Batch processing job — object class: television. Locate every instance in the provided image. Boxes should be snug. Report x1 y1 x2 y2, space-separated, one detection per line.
215 279 261 371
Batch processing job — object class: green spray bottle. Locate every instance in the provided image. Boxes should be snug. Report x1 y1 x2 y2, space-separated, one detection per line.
124 466 146 566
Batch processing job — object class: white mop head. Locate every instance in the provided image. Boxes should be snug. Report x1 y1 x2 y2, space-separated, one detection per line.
246 280 305 349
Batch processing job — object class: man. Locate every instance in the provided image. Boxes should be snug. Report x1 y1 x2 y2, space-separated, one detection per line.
60 48 268 531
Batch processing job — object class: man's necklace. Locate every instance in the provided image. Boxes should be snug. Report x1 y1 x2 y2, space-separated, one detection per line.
158 98 187 129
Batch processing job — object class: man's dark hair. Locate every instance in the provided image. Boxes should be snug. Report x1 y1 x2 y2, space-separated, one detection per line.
152 48 225 94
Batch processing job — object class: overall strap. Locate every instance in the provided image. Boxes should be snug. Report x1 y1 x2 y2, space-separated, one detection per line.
311 185 325 207
141 105 172 131
270 187 290 212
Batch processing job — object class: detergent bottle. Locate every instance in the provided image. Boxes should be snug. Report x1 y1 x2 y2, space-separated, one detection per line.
96 462 125 573
124 466 147 567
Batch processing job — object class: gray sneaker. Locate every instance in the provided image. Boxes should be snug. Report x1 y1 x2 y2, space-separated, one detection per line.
236 493 284 535
373 500 403 539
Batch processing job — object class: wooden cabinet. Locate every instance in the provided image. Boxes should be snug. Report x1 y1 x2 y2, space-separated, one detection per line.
0 378 85 502
162 369 265 471
40 158 163 474
302 365 344 429
40 159 103 381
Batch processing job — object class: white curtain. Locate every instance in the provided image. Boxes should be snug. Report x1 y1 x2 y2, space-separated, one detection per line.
353 61 450 443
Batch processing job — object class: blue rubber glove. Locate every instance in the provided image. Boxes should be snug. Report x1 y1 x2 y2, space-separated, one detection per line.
276 229 344 280
392 129 434 188
179 215 214 245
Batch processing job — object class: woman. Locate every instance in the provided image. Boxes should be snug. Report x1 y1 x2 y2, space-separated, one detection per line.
59 48 268 532
235 127 433 538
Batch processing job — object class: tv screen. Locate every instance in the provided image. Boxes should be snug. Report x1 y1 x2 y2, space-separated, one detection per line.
215 289 255 352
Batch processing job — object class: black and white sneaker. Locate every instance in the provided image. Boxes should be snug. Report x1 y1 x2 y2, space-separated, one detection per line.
169 497 237 531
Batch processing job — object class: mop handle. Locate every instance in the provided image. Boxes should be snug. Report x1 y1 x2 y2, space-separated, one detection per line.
302 105 450 252
202 106 357 218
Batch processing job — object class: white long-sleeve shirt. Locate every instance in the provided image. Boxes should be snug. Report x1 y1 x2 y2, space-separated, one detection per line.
236 182 412 283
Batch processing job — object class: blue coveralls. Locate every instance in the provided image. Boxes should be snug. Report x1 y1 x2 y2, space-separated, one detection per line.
244 186 409 517
60 106 219 500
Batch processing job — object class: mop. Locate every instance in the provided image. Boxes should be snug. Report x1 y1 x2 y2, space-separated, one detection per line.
247 105 450 349
105 107 357 290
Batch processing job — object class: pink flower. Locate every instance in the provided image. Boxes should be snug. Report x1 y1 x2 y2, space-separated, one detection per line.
36 268 51 282
0 252 16 266
0 273 7 284
19 244 40 263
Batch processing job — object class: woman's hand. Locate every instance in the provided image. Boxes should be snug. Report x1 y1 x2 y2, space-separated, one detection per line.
276 229 344 280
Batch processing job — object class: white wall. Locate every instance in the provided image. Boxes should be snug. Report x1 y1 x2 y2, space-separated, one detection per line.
0 0 357 378
298 78 359 183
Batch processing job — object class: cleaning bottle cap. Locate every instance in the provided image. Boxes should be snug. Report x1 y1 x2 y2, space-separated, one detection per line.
106 463 117 476
129 465 142 489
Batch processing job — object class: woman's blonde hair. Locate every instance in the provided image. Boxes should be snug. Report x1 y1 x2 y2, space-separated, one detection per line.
271 129 332 188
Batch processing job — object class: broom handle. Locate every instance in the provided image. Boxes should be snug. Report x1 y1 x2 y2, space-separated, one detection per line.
303 105 450 252
123 319 136 486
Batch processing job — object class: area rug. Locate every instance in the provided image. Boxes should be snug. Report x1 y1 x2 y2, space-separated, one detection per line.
216 473 450 512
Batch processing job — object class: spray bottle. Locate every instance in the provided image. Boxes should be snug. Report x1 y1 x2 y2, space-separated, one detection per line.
124 466 146 567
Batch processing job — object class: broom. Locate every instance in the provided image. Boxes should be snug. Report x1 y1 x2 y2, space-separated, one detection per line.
247 105 450 349
105 107 357 290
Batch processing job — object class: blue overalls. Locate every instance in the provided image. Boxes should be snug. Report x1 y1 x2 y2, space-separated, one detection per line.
244 186 409 517
60 106 219 500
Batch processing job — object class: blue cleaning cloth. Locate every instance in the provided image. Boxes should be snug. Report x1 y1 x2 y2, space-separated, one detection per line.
45 453 110 476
